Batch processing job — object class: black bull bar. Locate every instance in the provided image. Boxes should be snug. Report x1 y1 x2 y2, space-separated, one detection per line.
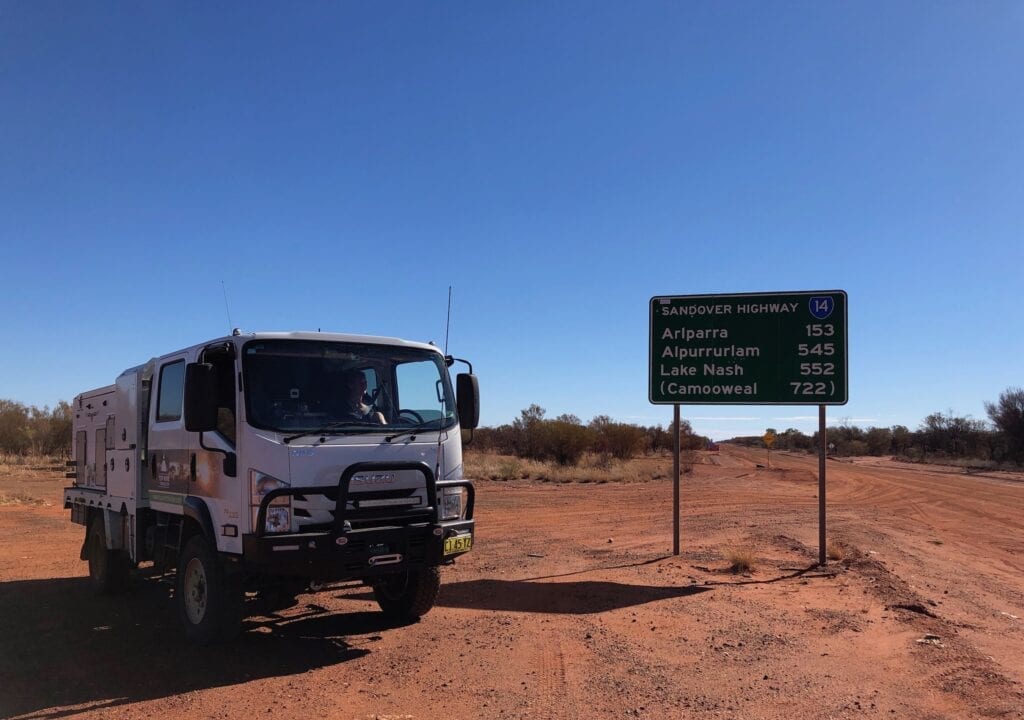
243 461 475 580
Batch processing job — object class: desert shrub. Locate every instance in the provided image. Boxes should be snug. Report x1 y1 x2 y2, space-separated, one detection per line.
643 424 674 454
590 416 646 460
846 440 869 456
724 547 755 573
680 448 697 474
503 405 595 466
497 459 522 480
543 420 593 466
773 428 813 452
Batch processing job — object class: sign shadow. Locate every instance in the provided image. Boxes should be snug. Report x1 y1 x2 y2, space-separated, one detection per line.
436 578 710 614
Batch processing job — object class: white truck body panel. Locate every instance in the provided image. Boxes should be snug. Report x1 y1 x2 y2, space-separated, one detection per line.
65 330 473 560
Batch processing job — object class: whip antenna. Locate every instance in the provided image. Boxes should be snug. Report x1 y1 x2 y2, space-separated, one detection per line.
221 280 234 334
437 285 453 485
444 286 453 354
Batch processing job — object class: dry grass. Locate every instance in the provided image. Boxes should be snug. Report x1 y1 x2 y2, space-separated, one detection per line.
723 546 756 573
0 453 65 472
826 540 847 562
681 448 698 474
0 491 45 506
465 450 670 484
0 454 65 507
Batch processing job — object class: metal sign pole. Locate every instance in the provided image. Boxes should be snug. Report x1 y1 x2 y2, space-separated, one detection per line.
673 404 680 556
818 404 827 565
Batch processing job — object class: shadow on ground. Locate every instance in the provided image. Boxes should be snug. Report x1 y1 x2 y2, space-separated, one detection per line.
0 575 399 720
434 578 711 614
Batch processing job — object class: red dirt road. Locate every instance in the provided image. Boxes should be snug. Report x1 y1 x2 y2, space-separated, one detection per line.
2 446 1022 719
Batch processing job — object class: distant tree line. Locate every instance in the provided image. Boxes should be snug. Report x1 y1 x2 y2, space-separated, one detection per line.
0 400 73 456
730 388 1024 465
4 387 1022 466
471 404 710 466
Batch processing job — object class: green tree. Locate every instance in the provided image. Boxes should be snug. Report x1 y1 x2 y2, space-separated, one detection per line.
865 427 892 456
986 388 1024 462
32 402 73 456
512 404 547 459
890 425 912 455
0 400 31 454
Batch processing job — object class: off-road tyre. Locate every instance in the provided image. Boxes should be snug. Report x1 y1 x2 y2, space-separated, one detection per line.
176 534 245 645
373 566 441 621
86 518 129 594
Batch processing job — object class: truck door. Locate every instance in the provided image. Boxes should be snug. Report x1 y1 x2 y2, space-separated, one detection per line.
147 355 192 500
186 343 242 553
188 344 238 502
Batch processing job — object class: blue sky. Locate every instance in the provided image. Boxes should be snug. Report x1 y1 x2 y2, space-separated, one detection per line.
2 2 1022 440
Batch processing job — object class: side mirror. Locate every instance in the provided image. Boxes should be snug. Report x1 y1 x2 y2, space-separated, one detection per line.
456 373 480 430
184 363 218 433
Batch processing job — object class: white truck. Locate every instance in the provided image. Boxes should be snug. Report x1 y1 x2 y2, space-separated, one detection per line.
63 330 478 643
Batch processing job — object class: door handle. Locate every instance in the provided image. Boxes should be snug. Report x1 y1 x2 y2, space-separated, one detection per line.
190 453 196 482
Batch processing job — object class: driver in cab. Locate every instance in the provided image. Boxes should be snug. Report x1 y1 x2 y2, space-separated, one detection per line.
340 369 386 424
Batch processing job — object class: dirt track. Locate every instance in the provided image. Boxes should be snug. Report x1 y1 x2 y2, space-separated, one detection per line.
2 446 1023 719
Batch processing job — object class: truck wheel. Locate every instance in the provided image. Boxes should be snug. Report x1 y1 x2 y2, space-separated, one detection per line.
86 519 129 594
373 567 441 620
176 534 244 644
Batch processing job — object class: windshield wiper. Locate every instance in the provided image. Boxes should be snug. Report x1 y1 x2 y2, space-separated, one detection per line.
385 418 444 443
283 421 382 444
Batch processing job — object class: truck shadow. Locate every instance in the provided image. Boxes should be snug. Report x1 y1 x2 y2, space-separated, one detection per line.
0 576 399 720
435 578 711 614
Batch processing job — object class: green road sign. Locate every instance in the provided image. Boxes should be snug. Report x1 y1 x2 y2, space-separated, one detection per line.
649 290 848 405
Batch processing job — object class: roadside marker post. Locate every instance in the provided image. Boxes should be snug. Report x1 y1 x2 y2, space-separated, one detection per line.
763 430 776 468
650 290 848 565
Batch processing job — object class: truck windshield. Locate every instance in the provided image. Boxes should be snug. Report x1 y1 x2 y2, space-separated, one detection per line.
242 340 456 434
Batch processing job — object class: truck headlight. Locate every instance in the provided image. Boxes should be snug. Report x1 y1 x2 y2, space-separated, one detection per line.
253 506 292 534
441 486 463 520
250 470 291 533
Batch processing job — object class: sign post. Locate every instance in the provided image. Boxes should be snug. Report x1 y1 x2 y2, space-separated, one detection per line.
673 404 680 556
649 291 848 564
819 405 827 565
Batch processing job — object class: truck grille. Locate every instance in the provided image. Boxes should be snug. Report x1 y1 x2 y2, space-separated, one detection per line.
293 487 432 530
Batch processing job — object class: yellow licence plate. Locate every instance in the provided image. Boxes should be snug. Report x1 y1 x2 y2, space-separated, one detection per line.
444 534 473 555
